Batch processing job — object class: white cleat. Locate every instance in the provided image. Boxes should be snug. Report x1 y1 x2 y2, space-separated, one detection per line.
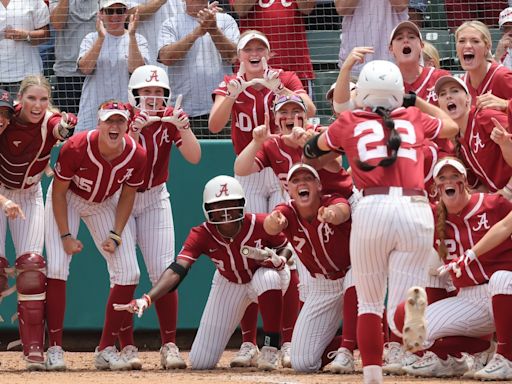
325 347 354 374
280 342 291 368
403 286 427 353
94 346 132 371
402 351 468 377
474 353 512 381
160 342 187 369
46 345 67 371
257 346 279 371
230 342 259 368
382 342 404 375
463 341 496 379
120 345 142 370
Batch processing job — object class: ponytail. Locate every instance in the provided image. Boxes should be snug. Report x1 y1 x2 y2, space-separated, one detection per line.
436 200 449 261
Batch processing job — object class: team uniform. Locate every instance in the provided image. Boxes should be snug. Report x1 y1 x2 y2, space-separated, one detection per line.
214 71 306 213
461 61 512 103
273 195 353 372
458 107 512 192
405 66 451 106
177 213 290 369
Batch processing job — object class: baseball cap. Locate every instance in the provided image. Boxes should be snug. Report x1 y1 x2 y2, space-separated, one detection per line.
97 101 130 121
433 158 467 178
389 21 423 44
434 75 469 96
274 94 307 112
237 31 271 52
0 89 14 112
99 0 129 10
325 82 356 101
287 163 320 183
499 7 512 28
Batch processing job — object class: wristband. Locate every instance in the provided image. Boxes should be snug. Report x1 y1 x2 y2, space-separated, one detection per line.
143 293 152 307
465 249 477 262
60 233 71 240
403 91 417 108
109 230 122 247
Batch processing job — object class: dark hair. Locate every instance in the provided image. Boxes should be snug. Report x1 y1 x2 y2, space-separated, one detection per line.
356 107 402 171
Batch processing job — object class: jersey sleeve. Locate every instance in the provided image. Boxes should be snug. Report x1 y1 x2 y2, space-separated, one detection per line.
416 108 442 140
324 116 346 150
54 137 82 181
281 71 306 94
213 75 232 98
477 109 509 135
176 226 207 265
254 141 272 170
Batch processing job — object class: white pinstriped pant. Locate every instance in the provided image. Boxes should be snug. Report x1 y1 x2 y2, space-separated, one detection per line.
235 168 285 214
129 183 174 284
350 193 434 336
189 266 290 369
0 183 44 259
423 270 512 348
44 182 140 286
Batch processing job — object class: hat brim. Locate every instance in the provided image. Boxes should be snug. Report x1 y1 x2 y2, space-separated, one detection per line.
389 21 423 44
98 109 130 121
287 163 320 183
434 75 469 96
433 158 467 178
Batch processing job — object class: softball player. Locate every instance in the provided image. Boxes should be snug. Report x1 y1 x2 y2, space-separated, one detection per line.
263 163 356 373
399 157 512 379
44 100 146 371
304 60 458 384
114 175 291 370
435 75 512 194
209 29 314 364
0 77 76 370
120 64 200 369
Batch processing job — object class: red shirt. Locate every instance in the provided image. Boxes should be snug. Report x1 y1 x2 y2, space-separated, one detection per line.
232 0 314 81
177 213 288 284
436 193 512 288
0 109 61 189
274 195 351 279
405 66 451 106
54 130 147 203
325 107 442 190
213 71 306 154
131 109 183 191
461 62 512 104
458 107 512 192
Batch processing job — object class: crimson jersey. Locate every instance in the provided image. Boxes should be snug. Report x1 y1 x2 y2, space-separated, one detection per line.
0 109 61 189
458 107 512 192
130 109 183 191
213 71 306 154
54 130 147 203
255 134 353 197
461 62 512 104
177 213 288 284
231 0 314 81
435 193 512 288
274 195 351 279
405 66 450 106
325 107 442 190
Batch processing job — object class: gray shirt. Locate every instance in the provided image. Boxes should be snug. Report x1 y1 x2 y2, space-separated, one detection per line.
158 12 239 117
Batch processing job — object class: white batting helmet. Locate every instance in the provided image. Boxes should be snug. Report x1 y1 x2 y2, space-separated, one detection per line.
128 65 171 112
203 175 246 224
355 60 404 110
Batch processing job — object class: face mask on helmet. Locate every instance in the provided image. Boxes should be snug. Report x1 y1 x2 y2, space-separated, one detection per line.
128 65 171 112
204 199 246 224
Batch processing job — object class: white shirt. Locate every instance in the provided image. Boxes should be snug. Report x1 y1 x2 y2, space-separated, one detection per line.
76 32 149 132
157 12 239 117
0 0 49 82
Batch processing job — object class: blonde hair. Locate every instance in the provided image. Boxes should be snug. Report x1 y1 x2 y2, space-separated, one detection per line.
455 20 493 62
17 75 58 112
422 42 440 69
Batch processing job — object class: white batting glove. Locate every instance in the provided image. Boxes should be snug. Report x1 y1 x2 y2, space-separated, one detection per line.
113 294 151 318
56 112 78 140
225 63 256 99
437 249 476 278
129 110 151 133
161 95 190 130
258 247 287 271
252 57 284 94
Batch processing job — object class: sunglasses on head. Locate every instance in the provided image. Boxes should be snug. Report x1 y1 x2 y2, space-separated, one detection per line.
99 101 128 111
103 7 127 15
275 95 303 104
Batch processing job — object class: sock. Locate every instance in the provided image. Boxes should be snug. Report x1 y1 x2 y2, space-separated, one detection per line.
282 269 300 343
430 336 490 359
240 302 258 345
98 284 136 351
259 289 282 334
46 278 67 347
155 291 178 344
340 286 357 352
382 308 389 343
493 294 512 360
392 301 406 339
358 313 384 366
118 314 134 349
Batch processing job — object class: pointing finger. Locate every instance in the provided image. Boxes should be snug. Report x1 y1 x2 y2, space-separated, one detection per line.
491 117 506 132
238 62 246 77
175 94 183 111
261 56 268 72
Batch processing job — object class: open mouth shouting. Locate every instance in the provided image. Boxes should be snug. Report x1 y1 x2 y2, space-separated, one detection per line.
462 52 475 66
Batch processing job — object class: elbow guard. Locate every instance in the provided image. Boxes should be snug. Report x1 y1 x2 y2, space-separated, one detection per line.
304 134 331 159
167 261 189 292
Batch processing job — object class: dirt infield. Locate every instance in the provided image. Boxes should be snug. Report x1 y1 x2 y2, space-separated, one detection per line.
0 350 478 384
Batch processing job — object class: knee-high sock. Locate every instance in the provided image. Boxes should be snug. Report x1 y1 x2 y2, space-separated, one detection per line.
341 286 357 352
493 294 512 360
282 269 300 343
240 302 258 344
155 290 178 345
358 313 384 366
46 278 67 347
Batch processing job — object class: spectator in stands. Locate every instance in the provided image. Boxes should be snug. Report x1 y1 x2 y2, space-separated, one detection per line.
423 41 441 68
129 0 185 66
50 0 99 115
158 0 239 135
230 0 315 91
336 0 408 75
0 0 50 97
495 7 512 69
445 0 508 30
408 0 426 28
75 0 148 132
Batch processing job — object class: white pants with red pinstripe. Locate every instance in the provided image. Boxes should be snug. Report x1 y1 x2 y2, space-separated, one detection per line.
235 168 285 214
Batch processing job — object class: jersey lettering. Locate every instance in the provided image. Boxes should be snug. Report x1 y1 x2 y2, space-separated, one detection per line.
472 213 490 231
425 87 437 103
254 239 263 250
145 70 159 82
441 238 458 260
160 128 170 145
471 132 485 153
292 235 306 252
236 112 253 132
354 119 417 162
72 175 94 193
117 168 134 184
322 223 335 243
216 183 230 197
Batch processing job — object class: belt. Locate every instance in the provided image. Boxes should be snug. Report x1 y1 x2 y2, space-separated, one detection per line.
362 186 426 197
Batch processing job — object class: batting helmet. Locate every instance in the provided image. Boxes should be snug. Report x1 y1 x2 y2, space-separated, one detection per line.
128 65 171 112
203 175 246 224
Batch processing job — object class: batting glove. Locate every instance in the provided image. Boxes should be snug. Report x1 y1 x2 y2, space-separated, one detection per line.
437 249 477 278
56 112 78 140
252 57 284 94
161 95 190 130
129 110 151 133
257 247 287 271
113 294 151 318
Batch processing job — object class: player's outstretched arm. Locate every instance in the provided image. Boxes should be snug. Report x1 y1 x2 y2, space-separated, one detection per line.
317 202 350 225
263 210 288 235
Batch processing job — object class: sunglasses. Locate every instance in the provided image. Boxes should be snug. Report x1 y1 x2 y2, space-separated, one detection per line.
99 101 128 111
103 7 127 15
